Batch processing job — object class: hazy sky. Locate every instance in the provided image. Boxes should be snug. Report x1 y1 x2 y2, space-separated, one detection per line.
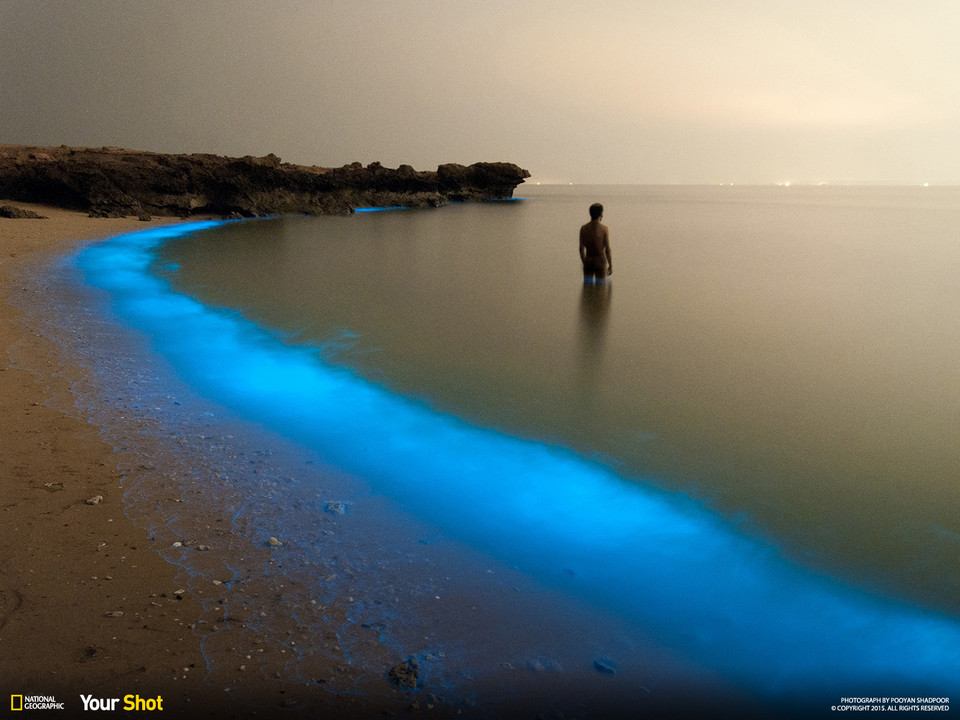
2 0 959 184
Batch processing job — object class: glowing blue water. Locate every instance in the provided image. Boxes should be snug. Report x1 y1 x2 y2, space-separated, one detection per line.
75 219 960 705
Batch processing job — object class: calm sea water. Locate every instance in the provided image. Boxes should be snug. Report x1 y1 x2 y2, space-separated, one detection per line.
39 185 960 714
159 185 960 610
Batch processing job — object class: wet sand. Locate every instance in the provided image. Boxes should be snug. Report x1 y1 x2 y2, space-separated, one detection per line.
0 203 404 718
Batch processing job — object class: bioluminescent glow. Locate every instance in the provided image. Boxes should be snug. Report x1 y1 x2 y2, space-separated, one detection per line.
75 221 960 702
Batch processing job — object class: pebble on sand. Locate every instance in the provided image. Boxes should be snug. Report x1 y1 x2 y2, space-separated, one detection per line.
388 660 419 689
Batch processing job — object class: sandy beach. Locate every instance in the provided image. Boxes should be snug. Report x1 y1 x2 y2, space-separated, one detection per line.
0 206 209 701
0 204 408 719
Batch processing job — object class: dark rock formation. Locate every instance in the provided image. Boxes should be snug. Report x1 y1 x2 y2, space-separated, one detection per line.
0 145 529 218
0 203 47 219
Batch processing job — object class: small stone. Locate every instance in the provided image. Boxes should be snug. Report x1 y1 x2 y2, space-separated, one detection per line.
324 501 346 515
172 541 182 548
197 545 211 551
267 536 283 547
104 611 124 618
85 495 103 505
388 661 418 689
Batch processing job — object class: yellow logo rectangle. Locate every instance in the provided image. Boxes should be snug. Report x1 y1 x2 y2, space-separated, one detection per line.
11 694 24 711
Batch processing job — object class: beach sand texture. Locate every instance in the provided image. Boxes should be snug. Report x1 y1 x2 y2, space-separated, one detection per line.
0 204 406 719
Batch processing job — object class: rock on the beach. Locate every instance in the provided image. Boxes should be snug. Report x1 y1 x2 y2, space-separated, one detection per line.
388 660 419 689
85 495 103 505
267 536 283 547
0 204 47 219
324 501 347 515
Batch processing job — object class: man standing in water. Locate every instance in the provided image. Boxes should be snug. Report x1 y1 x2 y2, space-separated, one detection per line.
579 203 613 282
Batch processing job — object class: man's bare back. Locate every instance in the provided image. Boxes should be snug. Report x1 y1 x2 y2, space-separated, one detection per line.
579 203 612 281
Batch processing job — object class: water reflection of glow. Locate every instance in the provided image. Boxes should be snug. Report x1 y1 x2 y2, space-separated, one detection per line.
76 221 960 703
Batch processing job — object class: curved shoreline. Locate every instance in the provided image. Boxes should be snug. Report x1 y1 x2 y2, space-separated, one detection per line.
3 205 723 719
6 202 960 718
61 212 960 710
46 214 731 717
0 206 743 718
89 218 960 698
0 203 402 718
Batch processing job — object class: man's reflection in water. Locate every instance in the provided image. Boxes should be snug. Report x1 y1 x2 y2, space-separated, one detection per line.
577 281 612 377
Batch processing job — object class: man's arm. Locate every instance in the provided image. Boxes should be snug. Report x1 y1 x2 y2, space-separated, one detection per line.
603 228 613 275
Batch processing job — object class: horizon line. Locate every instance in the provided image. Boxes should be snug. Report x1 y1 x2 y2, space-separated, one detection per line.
523 180 956 188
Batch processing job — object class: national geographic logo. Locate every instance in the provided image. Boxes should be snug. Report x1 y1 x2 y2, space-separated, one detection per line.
11 695 65 711
10 693 163 712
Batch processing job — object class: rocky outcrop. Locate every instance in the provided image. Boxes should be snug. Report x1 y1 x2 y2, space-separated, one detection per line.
0 203 47 219
0 145 530 218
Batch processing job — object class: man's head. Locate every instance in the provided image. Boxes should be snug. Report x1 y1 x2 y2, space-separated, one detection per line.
589 203 603 220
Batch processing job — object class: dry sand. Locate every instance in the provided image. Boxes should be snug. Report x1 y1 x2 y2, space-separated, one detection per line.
0 203 408 718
